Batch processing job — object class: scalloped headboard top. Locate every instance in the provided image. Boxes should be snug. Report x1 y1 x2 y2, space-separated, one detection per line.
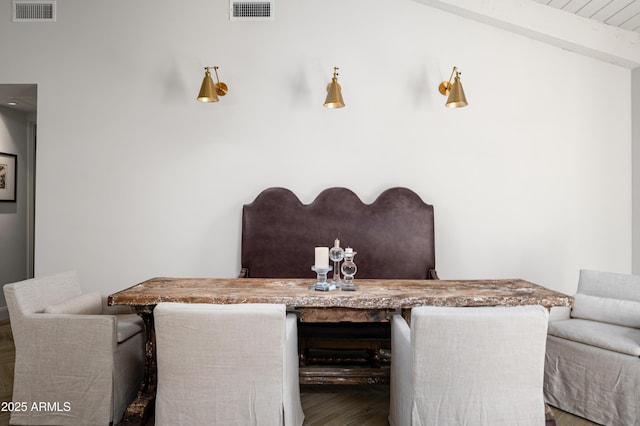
240 187 437 280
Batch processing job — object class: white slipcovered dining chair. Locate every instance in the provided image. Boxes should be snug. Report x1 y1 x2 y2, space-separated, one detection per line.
3 271 144 425
153 302 305 426
389 305 549 426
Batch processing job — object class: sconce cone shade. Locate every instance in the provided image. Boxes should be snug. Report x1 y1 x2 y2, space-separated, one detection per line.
197 70 219 103
446 76 468 108
324 78 345 108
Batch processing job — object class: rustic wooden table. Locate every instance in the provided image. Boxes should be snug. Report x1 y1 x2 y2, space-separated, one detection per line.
109 277 572 425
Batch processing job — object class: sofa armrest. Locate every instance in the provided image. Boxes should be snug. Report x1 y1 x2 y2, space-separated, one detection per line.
18 313 117 355
549 306 571 322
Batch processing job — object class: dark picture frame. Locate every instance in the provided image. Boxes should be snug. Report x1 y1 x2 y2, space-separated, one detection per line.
0 152 17 202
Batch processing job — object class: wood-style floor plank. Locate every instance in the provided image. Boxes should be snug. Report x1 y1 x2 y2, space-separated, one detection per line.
301 385 389 425
299 384 601 426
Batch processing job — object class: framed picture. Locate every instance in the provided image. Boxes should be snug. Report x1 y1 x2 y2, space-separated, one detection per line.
0 152 17 202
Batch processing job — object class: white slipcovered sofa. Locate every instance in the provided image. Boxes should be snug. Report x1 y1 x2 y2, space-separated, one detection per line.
3 271 145 425
544 269 640 426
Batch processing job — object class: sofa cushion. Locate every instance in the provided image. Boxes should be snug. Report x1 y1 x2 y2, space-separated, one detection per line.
43 292 102 315
116 314 144 343
548 318 640 357
571 294 640 328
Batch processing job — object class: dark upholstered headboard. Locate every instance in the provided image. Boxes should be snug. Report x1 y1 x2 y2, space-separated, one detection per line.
240 187 437 280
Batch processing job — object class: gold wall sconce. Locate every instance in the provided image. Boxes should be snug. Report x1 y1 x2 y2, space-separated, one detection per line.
439 66 468 108
197 66 229 103
324 67 345 108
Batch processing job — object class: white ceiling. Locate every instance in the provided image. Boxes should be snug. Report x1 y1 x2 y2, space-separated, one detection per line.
0 84 37 114
415 0 640 68
533 0 640 34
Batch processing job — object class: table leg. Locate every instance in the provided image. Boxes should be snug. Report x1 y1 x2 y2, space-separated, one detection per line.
118 305 157 426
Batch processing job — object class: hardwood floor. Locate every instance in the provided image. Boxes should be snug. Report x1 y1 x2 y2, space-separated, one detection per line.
0 319 600 426
298 385 600 426
301 385 390 425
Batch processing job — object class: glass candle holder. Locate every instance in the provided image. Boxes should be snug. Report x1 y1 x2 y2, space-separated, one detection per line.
311 265 334 291
341 248 357 291
329 239 345 285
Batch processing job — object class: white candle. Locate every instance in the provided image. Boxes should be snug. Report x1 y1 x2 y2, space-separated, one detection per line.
315 247 329 269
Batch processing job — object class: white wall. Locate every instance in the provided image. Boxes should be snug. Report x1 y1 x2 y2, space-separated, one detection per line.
0 0 631 297
0 107 29 303
633 67 640 274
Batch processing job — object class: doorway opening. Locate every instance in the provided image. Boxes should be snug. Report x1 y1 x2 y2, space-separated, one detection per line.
0 84 37 288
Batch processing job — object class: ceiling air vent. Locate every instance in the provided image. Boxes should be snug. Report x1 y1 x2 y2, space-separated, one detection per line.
230 1 273 21
13 0 56 22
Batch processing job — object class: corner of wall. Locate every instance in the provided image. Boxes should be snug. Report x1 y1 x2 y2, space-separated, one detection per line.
632 67 640 274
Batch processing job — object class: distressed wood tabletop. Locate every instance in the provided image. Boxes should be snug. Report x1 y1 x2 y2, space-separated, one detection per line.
109 277 572 310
